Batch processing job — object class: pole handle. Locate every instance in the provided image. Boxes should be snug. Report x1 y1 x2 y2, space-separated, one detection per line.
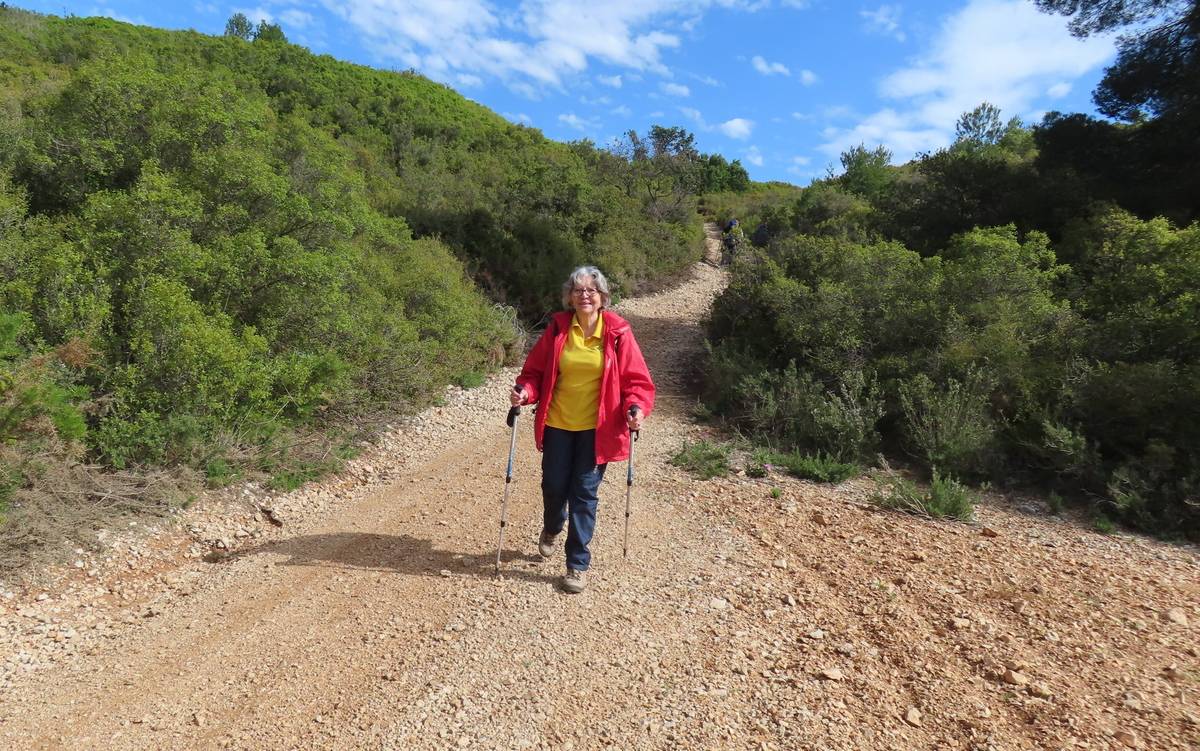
507 384 526 427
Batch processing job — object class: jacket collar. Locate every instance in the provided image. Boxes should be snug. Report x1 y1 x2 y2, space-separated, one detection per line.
557 309 629 332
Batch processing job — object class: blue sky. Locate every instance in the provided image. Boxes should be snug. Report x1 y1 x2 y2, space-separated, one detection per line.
27 1 1116 184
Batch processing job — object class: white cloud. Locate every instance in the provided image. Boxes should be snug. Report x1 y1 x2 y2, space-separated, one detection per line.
787 155 814 176
690 72 721 87
1046 81 1071 98
279 9 314 28
661 82 691 97
598 74 623 88
611 104 632 117
744 145 764 166
558 112 597 131
822 0 1113 162
679 106 706 128
718 118 754 139
861 4 905 42
751 55 790 76
322 0 718 88
798 69 818 86
504 112 534 124
457 73 484 88
232 6 273 25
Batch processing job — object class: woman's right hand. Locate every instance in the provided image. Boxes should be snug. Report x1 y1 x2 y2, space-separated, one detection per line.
510 385 526 407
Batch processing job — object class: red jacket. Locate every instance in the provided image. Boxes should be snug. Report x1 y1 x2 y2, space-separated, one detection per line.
516 310 655 465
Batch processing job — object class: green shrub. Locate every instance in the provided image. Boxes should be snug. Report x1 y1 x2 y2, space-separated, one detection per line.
871 468 975 521
1092 515 1116 534
456 370 486 389
927 470 976 520
732 362 883 462
670 440 731 479
745 449 769 478
769 451 860 484
898 368 994 476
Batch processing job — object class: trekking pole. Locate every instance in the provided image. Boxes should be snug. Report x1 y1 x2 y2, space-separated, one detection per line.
496 392 522 574
623 407 640 560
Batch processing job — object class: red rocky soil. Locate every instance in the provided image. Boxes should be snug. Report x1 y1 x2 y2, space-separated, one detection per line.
0 225 1196 750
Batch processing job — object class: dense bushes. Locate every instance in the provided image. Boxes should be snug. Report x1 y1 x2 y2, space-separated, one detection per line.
704 185 1199 536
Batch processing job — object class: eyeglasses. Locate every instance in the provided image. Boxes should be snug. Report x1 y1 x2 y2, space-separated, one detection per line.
572 287 599 297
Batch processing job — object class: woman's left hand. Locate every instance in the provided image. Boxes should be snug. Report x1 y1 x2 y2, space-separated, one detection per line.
627 405 644 432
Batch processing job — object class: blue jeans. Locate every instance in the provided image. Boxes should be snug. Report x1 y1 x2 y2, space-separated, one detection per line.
542 426 607 571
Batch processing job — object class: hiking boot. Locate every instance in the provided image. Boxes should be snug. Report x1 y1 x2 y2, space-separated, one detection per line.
562 568 586 594
538 530 561 559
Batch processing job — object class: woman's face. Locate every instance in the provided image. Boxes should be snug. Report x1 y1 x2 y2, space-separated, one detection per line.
571 276 601 314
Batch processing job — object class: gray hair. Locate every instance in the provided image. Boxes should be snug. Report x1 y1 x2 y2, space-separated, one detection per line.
561 265 612 310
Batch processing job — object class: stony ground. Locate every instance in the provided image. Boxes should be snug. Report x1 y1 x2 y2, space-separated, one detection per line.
0 226 1197 751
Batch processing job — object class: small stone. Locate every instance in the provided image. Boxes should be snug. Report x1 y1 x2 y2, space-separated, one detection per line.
773 559 788 570
1163 608 1188 626
1113 729 1139 748
904 707 922 727
807 629 825 640
819 667 843 681
951 617 971 630
1028 682 1053 698
1162 664 1183 682
811 512 829 526
1001 669 1029 686
439 569 452 577
907 551 928 562
980 526 1000 538
192 712 205 727
710 597 729 610
783 594 796 607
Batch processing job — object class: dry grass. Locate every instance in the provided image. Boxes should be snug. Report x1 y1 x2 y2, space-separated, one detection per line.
0 445 197 576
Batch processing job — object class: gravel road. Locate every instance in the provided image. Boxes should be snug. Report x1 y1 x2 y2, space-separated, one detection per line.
0 226 1196 750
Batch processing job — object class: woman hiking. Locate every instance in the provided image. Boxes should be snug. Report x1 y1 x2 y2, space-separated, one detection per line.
510 266 655 593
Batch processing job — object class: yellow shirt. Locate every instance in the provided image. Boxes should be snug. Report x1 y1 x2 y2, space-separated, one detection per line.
545 314 604 431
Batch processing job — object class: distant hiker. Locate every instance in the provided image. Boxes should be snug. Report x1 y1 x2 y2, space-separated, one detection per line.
510 266 656 593
722 218 744 264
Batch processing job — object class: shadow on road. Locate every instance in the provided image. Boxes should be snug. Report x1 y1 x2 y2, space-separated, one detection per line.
225 531 559 584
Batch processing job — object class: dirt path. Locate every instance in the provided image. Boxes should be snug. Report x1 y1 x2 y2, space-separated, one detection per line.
1 225 1197 750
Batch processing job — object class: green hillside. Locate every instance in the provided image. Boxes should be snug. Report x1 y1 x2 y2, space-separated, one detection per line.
0 8 722 563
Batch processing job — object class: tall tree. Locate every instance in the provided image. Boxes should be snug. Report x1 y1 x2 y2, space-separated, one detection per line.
955 102 1005 145
838 144 893 199
252 20 287 44
1034 0 1198 121
610 126 704 212
1035 0 1199 223
223 13 252 40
